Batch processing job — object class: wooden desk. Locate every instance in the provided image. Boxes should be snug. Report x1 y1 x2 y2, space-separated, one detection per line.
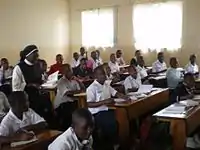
109 89 169 143
74 92 87 108
40 87 57 103
154 104 200 150
3 130 62 150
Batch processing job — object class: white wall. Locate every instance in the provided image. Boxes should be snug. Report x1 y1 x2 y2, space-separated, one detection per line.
0 0 69 65
69 0 200 66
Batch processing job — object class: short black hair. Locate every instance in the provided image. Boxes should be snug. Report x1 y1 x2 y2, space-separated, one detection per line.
116 50 122 53
73 52 78 56
80 58 87 62
94 65 105 75
158 52 164 56
56 54 63 58
190 54 196 59
8 91 27 108
184 72 194 80
72 108 94 127
1 58 8 62
135 50 141 55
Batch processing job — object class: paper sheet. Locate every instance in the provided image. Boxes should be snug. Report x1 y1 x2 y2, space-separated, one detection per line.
136 85 153 94
41 71 59 88
11 136 38 147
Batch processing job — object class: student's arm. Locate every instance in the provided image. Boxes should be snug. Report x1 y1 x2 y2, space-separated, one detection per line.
151 69 167 75
87 88 114 108
127 88 138 93
22 122 47 132
115 92 131 100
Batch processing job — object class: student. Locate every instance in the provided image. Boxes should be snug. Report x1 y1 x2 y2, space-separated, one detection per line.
0 92 10 121
12 45 42 91
87 66 129 150
37 59 48 82
124 65 142 93
74 58 92 79
54 64 82 129
116 50 125 66
78 47 87 61
136 56 148 79
152 52 167 73
96 50 103 65
71 52 80 68
185 54 199 75
166 57 183 103
0 58 13 85
108 53 120 74
87 51 100 70
130 50 142 66
0 91 46 145
176 73 195 101
103 63 120 84
48 54 64 75
48 108 94 150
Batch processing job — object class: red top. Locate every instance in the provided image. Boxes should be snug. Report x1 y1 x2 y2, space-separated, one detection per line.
48 63 63 75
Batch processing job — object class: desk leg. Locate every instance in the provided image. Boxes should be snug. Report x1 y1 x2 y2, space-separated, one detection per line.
78 97 87 108
49 91 55 103
115 108 129 145
170 119 186 150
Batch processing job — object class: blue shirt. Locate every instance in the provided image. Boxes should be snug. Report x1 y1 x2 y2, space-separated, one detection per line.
166 67 183 89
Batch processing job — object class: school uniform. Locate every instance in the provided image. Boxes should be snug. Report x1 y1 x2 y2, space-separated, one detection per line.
48 127 93 150
152 60 167 73
71 58 80 68
185 62 199 74
0 108 45 136
87 58 99 70
108 61 120 74
0 92 9 122
74 65 92 78
97 57 103 65
87 80 118 149
137 65 148 79
54 76 80 130
116 57 125 66
78 55 87 61
166 67 183 103
124 75 142 93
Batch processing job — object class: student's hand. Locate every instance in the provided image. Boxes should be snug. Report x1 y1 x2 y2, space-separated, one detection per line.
187 94 194 99
15 132 34 141
102 98 114 105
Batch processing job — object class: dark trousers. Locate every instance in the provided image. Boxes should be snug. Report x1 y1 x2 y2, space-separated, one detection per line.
169 89 177 104
93 110 118 150
55 101 78 131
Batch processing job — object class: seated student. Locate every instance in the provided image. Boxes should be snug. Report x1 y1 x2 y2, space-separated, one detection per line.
0 58 13 85
130 50 142 66
152 52 167 74
48 108 94 150
87 51 100 70
87 66 129 150
124 65 142 93
103 63 120 84
96 50 103 65
48 54 63 75
78 47 87 61
166 57 183 103
74 58 92 79
136 56 148 80
0 91 46 145
116 50 125 66
37 59 48 83
176 73 195 101
185 54 199 76
54 64 83 130
71 52 80 68
108 53 120 74
0 92 10 122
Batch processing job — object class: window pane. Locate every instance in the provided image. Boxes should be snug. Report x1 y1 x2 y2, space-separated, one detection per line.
133 1 183 52
82 8 114 47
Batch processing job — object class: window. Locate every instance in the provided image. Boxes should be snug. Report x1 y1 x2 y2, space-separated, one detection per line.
81 8 114 48
133 1 183 52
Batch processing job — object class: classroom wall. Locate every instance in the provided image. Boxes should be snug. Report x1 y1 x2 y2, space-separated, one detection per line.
69 0 200 67
0 0 69 65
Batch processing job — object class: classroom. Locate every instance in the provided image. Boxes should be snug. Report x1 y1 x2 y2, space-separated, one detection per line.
1 0 200 150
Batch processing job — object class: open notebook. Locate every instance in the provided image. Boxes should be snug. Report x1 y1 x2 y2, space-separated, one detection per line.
41 71 59 89
11 136 38 147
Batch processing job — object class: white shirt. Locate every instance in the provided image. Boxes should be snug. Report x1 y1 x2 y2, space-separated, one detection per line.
116 57 125 66
54 77 80 109
87 80 117 114
124 75 142 93
97 57 103 65
166 67 183 89
108 61 120 74
48 127 93 150
0 108 45 136
0 92 9 117
137 65 148 79
12 59 33 91
185 62 199 74
152 60 167 73
71 58 80 68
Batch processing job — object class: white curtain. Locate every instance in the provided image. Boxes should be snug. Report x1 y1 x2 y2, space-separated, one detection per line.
82 8 114 48
133 1 183 52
